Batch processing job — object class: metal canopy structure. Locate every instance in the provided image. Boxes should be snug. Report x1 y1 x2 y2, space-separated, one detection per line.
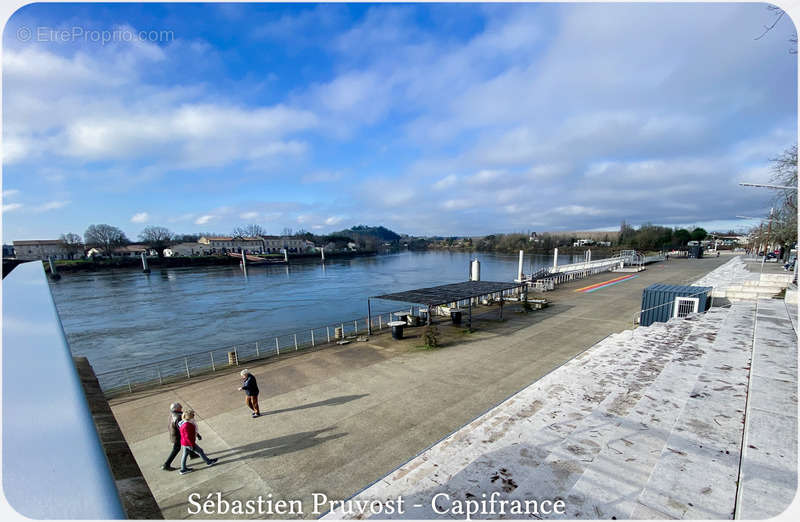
373 280 523 307
368 280 525 334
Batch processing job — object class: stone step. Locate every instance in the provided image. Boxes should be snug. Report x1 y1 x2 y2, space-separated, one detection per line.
554 308 729 519
634 301 756 519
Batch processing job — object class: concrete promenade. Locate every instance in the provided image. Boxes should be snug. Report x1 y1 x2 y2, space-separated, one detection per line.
327 258 797 520
109 256 731 519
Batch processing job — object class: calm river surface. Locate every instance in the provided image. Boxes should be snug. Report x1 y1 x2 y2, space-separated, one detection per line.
49 250 590 374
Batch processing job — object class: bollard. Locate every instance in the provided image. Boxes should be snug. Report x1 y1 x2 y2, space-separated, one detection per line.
311 329 315 347
210 352 216 372
379 315 382 329
275 337 280 355
294 334 298 350
47 257 61 280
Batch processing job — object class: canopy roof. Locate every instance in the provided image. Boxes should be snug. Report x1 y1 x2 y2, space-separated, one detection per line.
372 280 523 307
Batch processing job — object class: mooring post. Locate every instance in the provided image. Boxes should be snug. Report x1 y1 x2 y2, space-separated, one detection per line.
321 246 325 261
553 248 558 270
275 337 280 355
367 299 372 335
47 256 61 280
141 252 150 273
284 248 288 262
294 334 298 350
517 250 524 281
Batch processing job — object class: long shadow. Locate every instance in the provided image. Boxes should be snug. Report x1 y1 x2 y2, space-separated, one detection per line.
261 394 369 416
208 426 347 465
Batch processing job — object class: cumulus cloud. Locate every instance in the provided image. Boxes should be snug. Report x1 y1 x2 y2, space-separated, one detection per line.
194 215 215 225
34 201 70 212
130 212 149 223
3 46 317 171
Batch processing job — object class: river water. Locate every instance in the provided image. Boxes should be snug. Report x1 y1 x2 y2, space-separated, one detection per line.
49 250 590 374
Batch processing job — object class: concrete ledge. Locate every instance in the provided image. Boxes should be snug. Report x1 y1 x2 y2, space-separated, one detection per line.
74 357 163 519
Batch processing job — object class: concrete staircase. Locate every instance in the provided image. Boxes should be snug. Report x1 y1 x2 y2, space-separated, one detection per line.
714 274 793 302
326 305 765 520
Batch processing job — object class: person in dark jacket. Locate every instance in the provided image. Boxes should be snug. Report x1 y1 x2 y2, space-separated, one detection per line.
239 369 260 418
162 402 198 471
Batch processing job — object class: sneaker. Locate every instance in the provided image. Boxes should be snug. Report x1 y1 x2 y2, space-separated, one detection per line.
251 412 259 418
179 468 194 475
161 465 176 472
207 458 218 467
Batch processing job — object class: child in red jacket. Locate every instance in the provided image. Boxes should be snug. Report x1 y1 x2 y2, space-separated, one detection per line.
178 410 218 475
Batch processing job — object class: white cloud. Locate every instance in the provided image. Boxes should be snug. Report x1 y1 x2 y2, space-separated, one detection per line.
239 211 259 220
3 203 23 212
194 215 215 225
324 216 344 226
467 169 503 185
4 46 318 170
3 189 20 198
130 212 149 223
34 200 70 212
433 174 458 190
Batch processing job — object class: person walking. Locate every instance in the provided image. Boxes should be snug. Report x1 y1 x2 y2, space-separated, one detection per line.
239 369 260 418
162 402 197 471
178 410 218 475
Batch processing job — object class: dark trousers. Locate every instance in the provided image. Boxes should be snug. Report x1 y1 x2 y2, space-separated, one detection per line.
164 441 197 467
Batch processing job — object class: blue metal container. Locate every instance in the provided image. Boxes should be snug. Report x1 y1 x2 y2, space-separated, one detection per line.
640 284 712 326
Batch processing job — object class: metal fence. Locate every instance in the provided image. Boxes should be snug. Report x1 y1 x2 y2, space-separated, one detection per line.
95 290 522 397
96 310 398 395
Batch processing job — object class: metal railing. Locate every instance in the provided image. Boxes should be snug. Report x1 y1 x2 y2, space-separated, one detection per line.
96 286 532 396
97 311 391 395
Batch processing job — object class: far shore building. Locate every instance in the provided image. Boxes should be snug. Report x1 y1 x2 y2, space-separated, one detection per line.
111 245 157 257
198 236 267 254
163 242 212 257
197 236 313 254
12 239 71 260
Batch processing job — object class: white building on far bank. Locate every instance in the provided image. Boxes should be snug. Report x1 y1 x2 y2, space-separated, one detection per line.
12 240 71 260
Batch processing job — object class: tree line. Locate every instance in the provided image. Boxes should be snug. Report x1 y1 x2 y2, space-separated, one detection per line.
58 223 405 258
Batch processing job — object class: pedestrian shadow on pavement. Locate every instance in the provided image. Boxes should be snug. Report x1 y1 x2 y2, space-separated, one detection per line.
209 426 347 464
261 394 369 416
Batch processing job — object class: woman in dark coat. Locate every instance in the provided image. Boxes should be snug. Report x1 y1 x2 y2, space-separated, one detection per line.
239 369 260 418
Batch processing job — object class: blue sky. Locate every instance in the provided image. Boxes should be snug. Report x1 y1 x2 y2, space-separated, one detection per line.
2 2 797 242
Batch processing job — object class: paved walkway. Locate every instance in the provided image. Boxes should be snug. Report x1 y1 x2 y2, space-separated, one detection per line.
109 256 730 519
327 261 797 520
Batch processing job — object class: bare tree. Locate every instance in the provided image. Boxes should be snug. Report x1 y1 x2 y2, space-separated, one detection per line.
60 232 84 259
755 6 797 54
84 224 129 257
232 224 265 238
769 145 798 259
139 226 175 257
